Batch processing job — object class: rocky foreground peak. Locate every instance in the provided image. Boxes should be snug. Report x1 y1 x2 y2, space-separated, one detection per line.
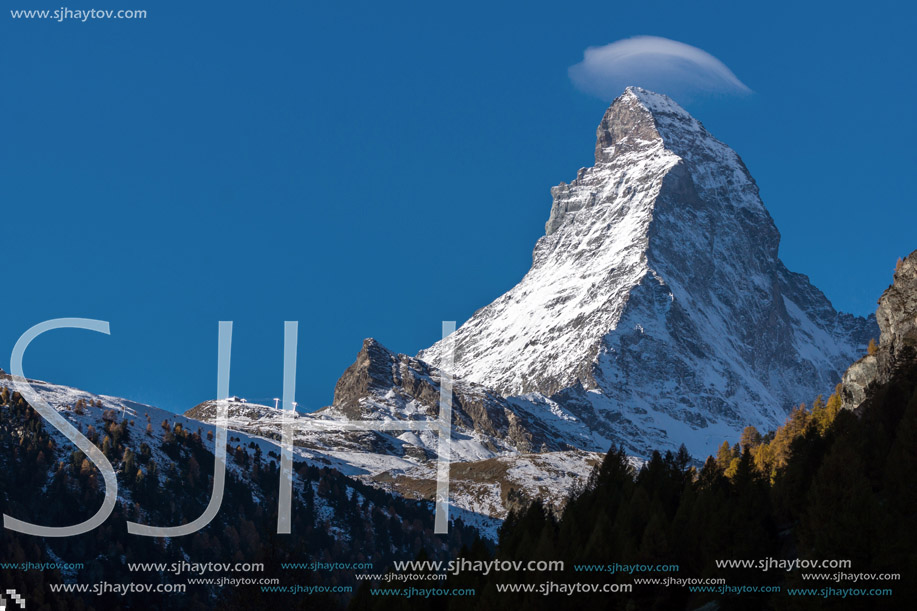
327 337 577 454
331 338 404 420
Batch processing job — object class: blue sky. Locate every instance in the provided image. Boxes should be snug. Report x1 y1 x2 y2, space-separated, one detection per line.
2 0 915 413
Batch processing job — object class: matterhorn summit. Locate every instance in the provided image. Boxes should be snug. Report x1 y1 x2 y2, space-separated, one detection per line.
420 87 876 457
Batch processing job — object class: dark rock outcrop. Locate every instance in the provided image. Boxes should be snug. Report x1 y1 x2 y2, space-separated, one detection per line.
328 338 564 453
842 251 917 411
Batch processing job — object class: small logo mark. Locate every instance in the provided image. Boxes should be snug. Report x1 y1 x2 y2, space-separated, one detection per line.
0 589 26 610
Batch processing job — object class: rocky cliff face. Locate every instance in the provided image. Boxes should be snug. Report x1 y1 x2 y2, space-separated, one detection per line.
875 254 917 380
323 338 568 454
420 87 876 458
842 251 917 410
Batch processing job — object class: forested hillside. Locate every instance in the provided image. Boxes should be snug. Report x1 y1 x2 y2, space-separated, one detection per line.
0 382 484 610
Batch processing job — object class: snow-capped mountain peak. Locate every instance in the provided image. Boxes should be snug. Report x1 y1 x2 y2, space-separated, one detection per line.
419 88 876 458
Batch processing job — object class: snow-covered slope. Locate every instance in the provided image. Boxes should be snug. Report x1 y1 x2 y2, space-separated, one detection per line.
183 339 606 524
1 372 516 539
367 450 606 520
420 87 876 458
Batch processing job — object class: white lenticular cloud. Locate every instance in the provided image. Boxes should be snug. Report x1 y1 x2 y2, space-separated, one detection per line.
569 36 752 100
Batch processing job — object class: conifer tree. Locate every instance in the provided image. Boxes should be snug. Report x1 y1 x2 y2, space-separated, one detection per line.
715 441 734 471
739 426 762 452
